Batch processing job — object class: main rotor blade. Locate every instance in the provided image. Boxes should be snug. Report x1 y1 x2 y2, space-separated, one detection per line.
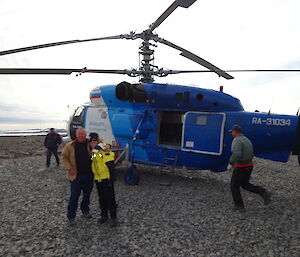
224 69 300 73
0 34 138 56
0 68 128 75
2 68 299 76
157 37 234 79
149 0 197 32
165 69 300 74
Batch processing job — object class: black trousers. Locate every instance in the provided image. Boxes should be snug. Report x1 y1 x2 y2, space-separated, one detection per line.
95 179 117 219
46 147 59 167
230 166 266 208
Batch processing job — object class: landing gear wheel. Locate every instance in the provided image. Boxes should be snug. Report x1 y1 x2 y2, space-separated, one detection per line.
124 165 139 185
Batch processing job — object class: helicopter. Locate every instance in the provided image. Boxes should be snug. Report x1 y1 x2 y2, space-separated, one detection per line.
0 0 299 183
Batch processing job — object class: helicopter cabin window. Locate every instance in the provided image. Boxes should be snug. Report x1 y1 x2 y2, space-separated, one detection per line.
69 106 85 140
175 93 183 101
101 111 107 119
158 111 186 147
196 115 207 125
183 92 190 104
175 92 190 103
72 106 85 124
74 106 84 117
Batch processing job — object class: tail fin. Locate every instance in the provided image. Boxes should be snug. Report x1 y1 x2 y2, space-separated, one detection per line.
292 115 300 156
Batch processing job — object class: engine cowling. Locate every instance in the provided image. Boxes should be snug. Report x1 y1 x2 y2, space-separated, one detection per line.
116 81 148 102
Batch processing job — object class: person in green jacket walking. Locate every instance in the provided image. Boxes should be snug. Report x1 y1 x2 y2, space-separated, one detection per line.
228 125 271 211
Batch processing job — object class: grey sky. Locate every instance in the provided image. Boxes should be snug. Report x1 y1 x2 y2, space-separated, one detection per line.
0 0 299 130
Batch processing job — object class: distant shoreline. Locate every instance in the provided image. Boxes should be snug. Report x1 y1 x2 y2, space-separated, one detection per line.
0 128 67 137
0 132 67 137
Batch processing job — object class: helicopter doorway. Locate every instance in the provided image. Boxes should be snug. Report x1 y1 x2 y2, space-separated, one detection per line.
158 111 186 148
182 112 226 155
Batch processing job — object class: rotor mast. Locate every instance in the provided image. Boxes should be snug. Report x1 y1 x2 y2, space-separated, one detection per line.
139 0 198 83
139 30 156 83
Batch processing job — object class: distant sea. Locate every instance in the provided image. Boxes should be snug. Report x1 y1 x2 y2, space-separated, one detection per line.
0 128 67 137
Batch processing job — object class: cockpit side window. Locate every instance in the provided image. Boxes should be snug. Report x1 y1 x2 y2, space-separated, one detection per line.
74 106 84 116
72 107 85 124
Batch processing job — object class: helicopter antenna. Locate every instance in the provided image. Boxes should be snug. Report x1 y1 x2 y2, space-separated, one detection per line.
268 83 280 114
268 94 275 114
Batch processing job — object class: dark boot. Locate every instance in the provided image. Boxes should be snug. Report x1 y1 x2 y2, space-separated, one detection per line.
232 205 246 212
82 212 92 219
110 217 118 227
98 216 108 224
68 219 76 226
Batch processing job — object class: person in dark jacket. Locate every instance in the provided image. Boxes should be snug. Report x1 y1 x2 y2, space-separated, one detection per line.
228 125 271 211
44 128 62 168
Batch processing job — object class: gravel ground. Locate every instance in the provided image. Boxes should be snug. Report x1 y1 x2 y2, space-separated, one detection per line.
0 136 47 160
0 136 65 161
0 152 299 257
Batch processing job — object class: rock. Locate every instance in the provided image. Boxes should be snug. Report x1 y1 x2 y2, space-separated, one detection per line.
172 240 182 249
0 153 10 158
132 243 140 249
25 245 34 252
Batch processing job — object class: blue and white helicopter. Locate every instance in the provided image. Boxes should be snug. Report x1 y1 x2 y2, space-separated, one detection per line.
0 0 299 183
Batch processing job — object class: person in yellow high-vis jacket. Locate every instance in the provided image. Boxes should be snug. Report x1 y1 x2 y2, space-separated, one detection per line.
89 133 118 227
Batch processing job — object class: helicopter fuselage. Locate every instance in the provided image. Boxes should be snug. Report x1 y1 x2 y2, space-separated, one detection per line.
67 82 299 172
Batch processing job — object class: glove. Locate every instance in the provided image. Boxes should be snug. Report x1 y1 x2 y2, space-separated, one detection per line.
227 164 234 172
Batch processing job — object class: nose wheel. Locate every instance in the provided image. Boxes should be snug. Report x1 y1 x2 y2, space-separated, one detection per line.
124 165 139 185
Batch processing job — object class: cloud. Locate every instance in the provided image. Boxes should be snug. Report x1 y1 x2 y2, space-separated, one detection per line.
0 0 300 128
0 103 68 122
235 59 300 88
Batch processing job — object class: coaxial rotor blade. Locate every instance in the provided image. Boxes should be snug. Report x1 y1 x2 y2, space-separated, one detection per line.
165 69 300 74
156 37 234 79
224 69 300 73
165 70 220 74
149 0 197 32
0 68 129 75
2 68 299 76
0 34 139 56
